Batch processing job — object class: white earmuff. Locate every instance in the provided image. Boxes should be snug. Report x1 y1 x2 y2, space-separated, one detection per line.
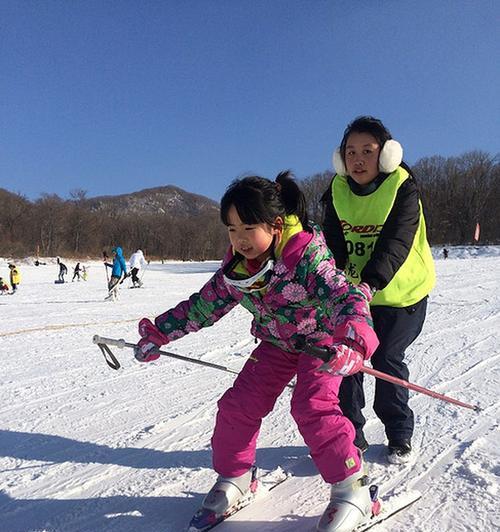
378 139 403 173
332 148 347 176
332 139 403 176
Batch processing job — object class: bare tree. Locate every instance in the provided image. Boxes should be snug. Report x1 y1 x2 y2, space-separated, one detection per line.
0 189 30 255
301 171 334 224
33 194 68 256
2 151 498 259
413 151 498 244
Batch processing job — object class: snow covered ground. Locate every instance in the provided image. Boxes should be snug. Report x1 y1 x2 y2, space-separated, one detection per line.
0 248 499 532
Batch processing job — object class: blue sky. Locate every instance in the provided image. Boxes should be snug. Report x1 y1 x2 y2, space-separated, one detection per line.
1 0 498 202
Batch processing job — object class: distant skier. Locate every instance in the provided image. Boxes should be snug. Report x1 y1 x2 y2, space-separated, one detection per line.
72 262 82 282
82 265 88 281
442 247 449 259
129 249 148 288
57 258 68 283
0 277 9 294
104 246 128 301
8 264 21 294
134 173 379 532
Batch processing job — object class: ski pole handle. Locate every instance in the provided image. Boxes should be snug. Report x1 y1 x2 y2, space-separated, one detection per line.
93 335 131 349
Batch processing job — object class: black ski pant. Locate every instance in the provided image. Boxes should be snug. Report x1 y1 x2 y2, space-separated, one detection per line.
339 297 428 443
131 268 140 284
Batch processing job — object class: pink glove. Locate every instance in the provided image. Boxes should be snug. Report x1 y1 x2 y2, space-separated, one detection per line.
324 343 364 376
134 318 169 362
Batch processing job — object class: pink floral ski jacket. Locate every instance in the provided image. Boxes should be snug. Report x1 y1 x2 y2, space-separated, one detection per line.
155 227 378 358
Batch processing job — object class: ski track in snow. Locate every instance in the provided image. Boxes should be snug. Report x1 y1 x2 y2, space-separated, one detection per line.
0 250 499 532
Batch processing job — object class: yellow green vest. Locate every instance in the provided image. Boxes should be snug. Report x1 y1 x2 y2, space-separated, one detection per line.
331 166 435 307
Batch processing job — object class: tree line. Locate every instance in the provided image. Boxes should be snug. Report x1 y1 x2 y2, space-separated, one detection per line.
1 150 498 260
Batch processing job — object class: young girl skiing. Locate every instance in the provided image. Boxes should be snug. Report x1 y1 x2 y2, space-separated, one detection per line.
135 172 379 532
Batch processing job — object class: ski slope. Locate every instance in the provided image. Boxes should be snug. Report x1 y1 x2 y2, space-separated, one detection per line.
0 248 499 532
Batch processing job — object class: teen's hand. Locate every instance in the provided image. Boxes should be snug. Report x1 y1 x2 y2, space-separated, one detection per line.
357 281 375 301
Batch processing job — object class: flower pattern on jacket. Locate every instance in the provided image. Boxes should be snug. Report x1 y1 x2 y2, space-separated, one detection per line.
155 226 378 358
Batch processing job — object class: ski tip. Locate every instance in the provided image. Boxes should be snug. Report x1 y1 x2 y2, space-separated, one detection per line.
187 507 221 532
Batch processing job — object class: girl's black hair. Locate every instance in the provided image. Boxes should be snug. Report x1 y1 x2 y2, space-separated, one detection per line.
340 116 393 159
220 171 309 229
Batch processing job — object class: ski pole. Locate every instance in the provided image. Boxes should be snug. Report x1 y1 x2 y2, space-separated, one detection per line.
92 335 295 389
361 365 481 412
138 264 148 283
297 341 481 413
102 251 110 284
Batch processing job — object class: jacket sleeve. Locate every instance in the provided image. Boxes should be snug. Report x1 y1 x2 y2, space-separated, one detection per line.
360 178 420 290
321 183 348 270
119 256 128 274
307 245 379 360
154 268 241 343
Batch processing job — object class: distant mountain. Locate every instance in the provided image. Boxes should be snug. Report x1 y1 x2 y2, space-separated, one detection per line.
85 185 219 217
0 187 30 204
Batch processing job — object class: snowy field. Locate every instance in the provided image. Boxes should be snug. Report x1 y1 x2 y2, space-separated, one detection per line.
0 248 499 532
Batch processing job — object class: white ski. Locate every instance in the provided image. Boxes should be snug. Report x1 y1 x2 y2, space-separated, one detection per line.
215 456 421 531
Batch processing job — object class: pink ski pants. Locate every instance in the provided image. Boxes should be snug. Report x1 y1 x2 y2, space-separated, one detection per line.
211 341 361 483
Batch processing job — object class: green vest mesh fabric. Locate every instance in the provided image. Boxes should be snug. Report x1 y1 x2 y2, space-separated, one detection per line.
331 166 435 307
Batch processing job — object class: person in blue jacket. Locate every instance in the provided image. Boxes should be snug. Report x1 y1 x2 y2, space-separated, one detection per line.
104 246 128 301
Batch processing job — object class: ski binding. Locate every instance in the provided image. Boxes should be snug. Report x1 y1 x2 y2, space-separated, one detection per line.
186 467 289 531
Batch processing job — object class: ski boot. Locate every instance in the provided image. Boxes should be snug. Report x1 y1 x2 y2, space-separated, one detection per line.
317 468 379 532
188 466 258 531
387 439 412 464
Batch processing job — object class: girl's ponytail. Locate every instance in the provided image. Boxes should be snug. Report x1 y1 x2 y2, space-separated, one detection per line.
275 171 309 229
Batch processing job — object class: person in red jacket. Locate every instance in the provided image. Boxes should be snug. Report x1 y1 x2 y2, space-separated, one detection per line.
0 276 9 294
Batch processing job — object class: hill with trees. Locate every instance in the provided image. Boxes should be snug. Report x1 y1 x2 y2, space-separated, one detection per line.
1 150 498 259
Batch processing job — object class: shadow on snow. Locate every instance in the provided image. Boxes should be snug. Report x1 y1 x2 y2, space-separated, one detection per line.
0 489 317 532
0 430 312 531
0 430 308 472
